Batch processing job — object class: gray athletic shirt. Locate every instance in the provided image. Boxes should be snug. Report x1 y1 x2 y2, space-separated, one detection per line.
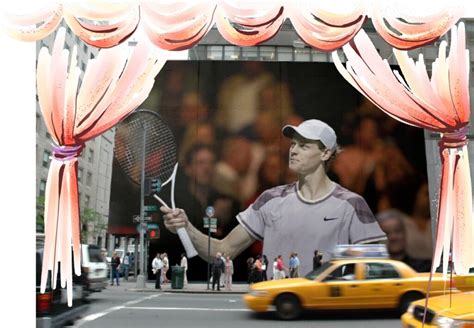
236 182 386 278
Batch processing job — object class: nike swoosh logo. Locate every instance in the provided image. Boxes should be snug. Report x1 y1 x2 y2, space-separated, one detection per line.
323 217 339 221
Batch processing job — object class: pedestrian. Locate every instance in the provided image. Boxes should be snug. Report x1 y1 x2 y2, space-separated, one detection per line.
122 252 130 280
152 253 163 290
313 250 322 270
110 252 120 286
262 254 269 281
253 255 263 282
276 255 286 279
224 255 233 291
289 253 296 278
220 253 226 288
161 253 169 284
247 257 254 283
293 253 300 278
272 257 278 280
180 253 188 286
161 119 387 279
211 252 225 291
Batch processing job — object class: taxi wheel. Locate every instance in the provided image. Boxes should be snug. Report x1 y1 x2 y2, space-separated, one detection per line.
399 291 424 314
274 293 302 320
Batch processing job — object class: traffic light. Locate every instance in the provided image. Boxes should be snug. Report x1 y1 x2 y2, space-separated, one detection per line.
150 178 161 194
148 227 159 239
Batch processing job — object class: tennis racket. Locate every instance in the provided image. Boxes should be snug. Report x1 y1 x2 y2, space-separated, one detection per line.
114 109 198 258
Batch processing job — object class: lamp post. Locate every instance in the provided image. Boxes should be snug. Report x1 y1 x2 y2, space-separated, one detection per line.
136 119 147 289
205 206 215 290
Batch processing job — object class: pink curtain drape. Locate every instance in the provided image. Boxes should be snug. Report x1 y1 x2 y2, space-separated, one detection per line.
1 2 462 50
37 27 166 306
333 23 474 276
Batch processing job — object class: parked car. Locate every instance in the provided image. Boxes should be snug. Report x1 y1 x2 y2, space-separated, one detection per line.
243 245 474 320
81 244 108 292
36 247 89 328
401 291 474 327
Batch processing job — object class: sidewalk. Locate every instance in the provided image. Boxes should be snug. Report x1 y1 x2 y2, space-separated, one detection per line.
110 277 250 294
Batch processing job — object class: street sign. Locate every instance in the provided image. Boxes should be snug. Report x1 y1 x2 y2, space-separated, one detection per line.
203 217 217 229
133 215 152 222
144 205 158 211
136 223 147 233
147 223 159 230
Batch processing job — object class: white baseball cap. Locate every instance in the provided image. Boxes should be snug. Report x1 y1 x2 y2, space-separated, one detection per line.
282 119 337 151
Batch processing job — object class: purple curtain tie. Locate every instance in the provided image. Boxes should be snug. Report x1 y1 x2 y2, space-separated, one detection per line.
52 144 84 161
440 126 469 149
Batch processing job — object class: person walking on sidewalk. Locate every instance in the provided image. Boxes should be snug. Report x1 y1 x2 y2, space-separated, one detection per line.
161 253 170 284
262 254 269 281
180 253 188 286
313 249 323 270
211 252 225 291
152 253 163 290
224 255 234 291
293 253 300 278
110 252 121 286
122 252 130 280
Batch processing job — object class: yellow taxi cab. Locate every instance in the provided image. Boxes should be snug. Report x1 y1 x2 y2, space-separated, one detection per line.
243 245 474 320
401 291 474 327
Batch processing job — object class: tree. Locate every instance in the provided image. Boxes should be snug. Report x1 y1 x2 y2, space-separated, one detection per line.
80 208 107 244
36 196 45 233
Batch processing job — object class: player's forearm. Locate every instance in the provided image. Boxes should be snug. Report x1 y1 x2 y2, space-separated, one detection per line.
185 222 225 262
186 223 255 262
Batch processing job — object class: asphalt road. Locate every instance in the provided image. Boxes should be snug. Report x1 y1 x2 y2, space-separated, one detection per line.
73 285 403 328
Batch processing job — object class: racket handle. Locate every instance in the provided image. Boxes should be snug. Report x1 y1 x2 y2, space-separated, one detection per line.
177 227 198 258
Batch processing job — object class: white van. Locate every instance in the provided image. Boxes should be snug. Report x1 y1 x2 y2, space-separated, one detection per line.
81 244 108 292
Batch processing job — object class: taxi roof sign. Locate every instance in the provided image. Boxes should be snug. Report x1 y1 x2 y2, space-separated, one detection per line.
331 244 388 259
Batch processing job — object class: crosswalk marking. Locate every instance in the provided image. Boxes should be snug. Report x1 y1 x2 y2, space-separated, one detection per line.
124 306 250 312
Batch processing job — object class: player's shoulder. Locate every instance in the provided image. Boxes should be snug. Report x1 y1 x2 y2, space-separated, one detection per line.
252 183 296 210
331 183 368 208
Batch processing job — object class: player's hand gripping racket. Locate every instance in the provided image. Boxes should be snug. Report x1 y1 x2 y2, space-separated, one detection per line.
114 109 197 258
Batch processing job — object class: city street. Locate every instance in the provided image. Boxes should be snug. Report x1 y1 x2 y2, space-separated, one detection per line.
73 280 403 328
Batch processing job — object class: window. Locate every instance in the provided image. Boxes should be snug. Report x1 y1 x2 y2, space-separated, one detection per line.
78 168 83 183
85 194 90 207
277 47 293 61
311 50 328 62
324 263 357 281
224 46 240 60
242 47 258 60
42 150 51 168
295 48 310 61
260 46 275 61
39 180 46 197
365 263 400 280
207 46 223 60
86 172 92 186
88 149 94 163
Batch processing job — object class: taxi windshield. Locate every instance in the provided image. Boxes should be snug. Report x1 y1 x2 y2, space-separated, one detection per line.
304 262 333 280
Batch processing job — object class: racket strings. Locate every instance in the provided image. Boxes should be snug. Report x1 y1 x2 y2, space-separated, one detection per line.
114 110 177 185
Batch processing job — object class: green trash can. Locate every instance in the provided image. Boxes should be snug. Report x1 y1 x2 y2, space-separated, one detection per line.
171 265 184 289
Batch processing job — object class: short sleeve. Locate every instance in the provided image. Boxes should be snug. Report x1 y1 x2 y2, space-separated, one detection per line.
348 196 387 244
236 199 267 241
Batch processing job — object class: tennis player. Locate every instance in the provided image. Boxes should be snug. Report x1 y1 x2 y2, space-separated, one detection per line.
161 119 387 278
